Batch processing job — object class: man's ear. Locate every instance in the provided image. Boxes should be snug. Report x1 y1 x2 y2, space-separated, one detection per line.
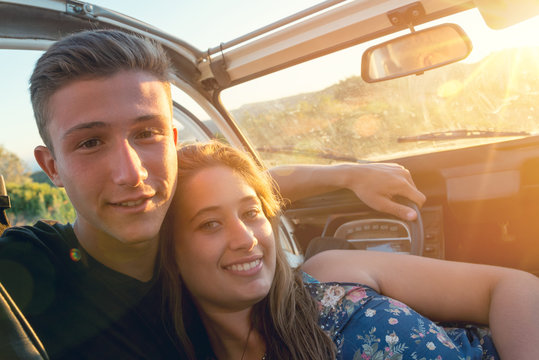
34 146 64 187
173 126 178 146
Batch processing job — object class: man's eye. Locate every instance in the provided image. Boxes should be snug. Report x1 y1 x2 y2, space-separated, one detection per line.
78 139 101 149
137 128 162 140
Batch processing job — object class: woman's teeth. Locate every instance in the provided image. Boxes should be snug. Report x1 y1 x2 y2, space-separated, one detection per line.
227 259 261 272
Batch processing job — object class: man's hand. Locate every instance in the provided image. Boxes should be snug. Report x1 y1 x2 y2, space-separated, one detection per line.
269 162 426 221
338 163 426 221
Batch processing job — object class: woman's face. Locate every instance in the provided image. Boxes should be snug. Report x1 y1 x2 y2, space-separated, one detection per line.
173 165 276 313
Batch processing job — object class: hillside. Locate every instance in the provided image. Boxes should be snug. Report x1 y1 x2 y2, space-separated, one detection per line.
231 47 539 163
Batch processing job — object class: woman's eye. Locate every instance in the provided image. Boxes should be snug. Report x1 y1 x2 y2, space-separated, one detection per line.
200 221 220 231
244 209 261 219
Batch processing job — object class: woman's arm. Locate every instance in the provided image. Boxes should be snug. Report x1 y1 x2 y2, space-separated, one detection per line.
268 163 426 221
302 250 539 359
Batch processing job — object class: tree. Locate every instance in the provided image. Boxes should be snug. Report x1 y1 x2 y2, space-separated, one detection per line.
30 171 53 186
0 145 30 183
5 182 76 226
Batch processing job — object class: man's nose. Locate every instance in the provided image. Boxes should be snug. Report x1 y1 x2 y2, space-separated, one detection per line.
112 140 148 187
228 219 258 251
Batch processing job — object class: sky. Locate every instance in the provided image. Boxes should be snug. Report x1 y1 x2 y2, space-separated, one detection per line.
90 0 319 51
1 1 538 169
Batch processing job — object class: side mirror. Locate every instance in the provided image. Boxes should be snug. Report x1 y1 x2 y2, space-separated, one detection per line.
361 24 472 83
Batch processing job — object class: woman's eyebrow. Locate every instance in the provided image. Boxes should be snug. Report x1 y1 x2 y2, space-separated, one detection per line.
188 206 220 224
240 195 260 204
188 195 260 223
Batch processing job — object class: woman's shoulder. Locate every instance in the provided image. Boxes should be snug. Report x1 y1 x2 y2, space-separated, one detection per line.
301 250 381 290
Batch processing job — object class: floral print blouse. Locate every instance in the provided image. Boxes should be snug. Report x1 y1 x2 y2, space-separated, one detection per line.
303 273 499 360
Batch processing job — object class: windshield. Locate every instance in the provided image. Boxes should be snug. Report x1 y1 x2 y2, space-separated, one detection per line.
220 9 539 166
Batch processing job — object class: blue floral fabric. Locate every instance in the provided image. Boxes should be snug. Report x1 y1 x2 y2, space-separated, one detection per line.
303 272 499 360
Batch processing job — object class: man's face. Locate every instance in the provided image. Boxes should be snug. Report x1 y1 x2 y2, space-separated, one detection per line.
35 70 178 248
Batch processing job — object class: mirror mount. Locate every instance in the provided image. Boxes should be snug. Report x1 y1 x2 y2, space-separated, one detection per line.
386 2 426 31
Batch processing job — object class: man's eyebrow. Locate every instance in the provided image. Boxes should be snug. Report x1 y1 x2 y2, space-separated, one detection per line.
62 121 108 140
132 114 168 123
188 195 260 224
61 115 166 140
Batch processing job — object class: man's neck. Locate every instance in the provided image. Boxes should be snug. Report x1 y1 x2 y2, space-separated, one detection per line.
73 220 158 282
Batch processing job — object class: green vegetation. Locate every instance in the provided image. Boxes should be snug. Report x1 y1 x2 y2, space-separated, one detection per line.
30 171 54 186
5 181 76 226
0 145 75 226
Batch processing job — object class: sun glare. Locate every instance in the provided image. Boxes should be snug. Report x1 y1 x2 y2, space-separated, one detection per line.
462 11 539 63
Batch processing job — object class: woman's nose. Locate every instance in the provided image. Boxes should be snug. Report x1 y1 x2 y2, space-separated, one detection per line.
228 219 258 251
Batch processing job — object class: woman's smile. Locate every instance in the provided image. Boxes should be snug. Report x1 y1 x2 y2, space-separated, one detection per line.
224 257 263 274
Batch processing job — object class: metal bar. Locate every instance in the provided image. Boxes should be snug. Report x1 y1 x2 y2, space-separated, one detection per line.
0 175 11 211
67 1 205 59
207 0 348 56
0 38 55 51
0 175 7 197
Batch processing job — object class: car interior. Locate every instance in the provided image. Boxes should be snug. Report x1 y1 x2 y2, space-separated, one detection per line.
0 0 538 354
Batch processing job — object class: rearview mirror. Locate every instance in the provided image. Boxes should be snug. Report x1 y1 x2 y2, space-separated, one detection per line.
361 24 472 83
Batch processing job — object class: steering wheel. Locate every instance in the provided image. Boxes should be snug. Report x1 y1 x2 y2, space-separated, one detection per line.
393 196 424 255
304 196 424 259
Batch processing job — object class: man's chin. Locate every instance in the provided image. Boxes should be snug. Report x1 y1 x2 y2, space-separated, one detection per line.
113 228 160 247
97 217 160 247
103 209 165 243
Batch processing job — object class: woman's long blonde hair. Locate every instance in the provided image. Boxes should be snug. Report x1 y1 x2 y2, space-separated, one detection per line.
160 141 336 359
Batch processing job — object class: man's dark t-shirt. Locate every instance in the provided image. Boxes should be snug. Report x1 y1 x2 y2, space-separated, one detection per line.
0 221 183 359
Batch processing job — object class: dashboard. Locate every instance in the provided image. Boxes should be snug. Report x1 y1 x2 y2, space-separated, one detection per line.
284 189 445 260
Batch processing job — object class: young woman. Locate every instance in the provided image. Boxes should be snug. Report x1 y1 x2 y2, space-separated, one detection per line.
160 141 539 360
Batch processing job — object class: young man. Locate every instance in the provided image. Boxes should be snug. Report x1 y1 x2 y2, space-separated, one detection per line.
0 30 424 359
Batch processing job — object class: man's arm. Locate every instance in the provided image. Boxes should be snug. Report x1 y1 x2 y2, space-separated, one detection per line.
269 162 426 221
